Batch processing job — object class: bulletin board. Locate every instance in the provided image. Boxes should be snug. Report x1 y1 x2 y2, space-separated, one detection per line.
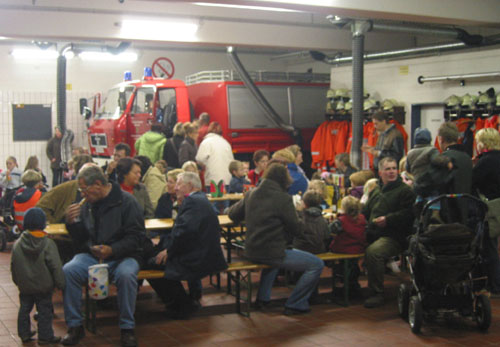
12 104 52 141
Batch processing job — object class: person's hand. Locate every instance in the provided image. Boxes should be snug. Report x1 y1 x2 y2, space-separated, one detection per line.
90 245 113 260
373 216 387 227
155 250 168 265
51 158 56 163
65 203 81 224
107 161 117 174
361 145 372 153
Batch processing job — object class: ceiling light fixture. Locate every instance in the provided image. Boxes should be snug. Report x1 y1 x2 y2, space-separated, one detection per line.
11 48 59 59
194 2 302 12
121 19 199 42
79 51 138 62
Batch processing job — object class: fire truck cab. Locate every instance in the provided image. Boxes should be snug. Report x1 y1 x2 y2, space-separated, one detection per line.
86 69 191 158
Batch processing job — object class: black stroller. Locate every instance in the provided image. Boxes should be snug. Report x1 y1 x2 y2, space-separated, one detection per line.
398 194 491 334
0 188 22 251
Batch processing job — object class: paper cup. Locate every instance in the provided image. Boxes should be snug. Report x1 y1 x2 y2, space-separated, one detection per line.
88 263 109 300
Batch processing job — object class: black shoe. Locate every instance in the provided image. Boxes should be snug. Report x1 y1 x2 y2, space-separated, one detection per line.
61 326 85 346
38 336 61 345
252 299 271 310
283 307 311 316
20 331 36 343
121 329 137 347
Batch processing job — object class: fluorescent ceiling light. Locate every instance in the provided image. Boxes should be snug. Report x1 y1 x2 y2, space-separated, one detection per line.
79 51 138 62
11 48 58 59
0 36 8 40
121 19 198 42
194 2 302 12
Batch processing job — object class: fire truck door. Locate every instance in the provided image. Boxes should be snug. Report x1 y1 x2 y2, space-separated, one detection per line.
129 87 155 143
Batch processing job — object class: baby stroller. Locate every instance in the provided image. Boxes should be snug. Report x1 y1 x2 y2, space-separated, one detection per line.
398 194 491 334
0 187 22 251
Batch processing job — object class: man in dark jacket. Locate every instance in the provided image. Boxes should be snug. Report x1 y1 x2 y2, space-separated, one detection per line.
61 166 144 347
361 112 405 170
46 126 63 187
437 122 472 194
364 157 415 308
102 143 131 182
148 172 227 318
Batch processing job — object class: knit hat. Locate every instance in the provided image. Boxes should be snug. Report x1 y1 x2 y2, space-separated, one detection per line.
23 207 47 231
414 128 432 145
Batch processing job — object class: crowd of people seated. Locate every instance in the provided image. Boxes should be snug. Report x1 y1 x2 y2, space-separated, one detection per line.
3 116 500 347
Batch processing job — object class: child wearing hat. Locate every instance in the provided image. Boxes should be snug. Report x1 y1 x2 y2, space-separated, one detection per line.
10 207 65 344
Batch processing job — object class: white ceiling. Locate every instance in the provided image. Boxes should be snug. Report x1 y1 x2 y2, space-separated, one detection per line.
1 0 500 59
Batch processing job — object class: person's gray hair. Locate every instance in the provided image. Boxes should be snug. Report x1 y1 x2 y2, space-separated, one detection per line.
178 172 201 190
77 165 108 186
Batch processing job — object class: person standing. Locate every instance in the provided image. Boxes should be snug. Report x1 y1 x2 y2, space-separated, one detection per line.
134 124 166 164
163 122 185 169
196 112 210 146
46 126 63 187
178 122 199 167
361 112 405 171
62 166 144 346
11 208 65 344
196 122 234 191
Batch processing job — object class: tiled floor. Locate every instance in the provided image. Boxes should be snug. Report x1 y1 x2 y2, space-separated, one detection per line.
0 245 498 346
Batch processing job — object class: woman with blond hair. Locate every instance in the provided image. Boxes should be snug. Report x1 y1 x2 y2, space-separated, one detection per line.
178 122 199 167
473 127 500 295
272 148 307 195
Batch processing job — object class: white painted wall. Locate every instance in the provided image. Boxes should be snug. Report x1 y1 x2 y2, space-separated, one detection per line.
0 44 328 186
329 47 500 142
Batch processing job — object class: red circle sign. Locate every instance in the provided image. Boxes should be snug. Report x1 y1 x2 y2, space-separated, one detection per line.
152 57 175 79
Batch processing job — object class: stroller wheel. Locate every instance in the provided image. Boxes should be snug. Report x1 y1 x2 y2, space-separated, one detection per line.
409 296 423 334
475 294 491 331
398 283 410 320
0 229 7 252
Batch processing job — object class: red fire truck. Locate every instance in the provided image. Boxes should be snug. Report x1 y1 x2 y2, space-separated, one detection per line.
85 69 329 160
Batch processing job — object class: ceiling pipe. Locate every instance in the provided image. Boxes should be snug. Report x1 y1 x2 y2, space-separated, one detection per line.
309 35 500 66
326 16 485 46
418 71 500 84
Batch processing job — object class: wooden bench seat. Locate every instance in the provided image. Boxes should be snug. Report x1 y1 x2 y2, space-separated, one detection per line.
84 253 365 331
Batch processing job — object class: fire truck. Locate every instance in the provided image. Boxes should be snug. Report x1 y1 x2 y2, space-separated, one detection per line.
84 68 329 161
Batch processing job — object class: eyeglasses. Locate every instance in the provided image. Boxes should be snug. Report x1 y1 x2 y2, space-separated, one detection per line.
78 184 94 194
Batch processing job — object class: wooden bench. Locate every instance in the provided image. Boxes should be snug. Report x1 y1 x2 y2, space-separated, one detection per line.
84 253 364 332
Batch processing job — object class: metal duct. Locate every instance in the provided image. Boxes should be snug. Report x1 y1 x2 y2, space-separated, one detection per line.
351 22 368 170
418 71 500 84
226 46 302 143
56 44 72 133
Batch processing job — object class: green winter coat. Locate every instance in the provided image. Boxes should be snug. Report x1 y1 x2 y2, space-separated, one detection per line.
134 131 167 164
367 178 415 247
11 232 65 294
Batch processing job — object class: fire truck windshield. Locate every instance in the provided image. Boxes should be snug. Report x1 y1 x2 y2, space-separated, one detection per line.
95 86 134 120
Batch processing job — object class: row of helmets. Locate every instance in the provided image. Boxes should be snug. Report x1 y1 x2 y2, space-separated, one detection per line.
445 88 500 109
326 88 402 113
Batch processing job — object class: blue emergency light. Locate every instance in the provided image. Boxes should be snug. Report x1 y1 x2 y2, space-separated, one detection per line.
124 71 132 81
144 67 153 80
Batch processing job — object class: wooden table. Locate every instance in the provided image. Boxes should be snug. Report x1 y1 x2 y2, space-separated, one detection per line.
47 215 235 235
207 193 243 202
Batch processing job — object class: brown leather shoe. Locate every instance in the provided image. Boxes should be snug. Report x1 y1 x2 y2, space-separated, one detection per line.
61 326 85 346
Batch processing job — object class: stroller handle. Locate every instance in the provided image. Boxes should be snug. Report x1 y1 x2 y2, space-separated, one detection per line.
422 193 488 216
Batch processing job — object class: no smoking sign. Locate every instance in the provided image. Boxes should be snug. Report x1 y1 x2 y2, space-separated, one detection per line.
152 57 175 79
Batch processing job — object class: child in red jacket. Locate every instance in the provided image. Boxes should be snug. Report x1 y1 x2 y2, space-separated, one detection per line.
329 196 367 293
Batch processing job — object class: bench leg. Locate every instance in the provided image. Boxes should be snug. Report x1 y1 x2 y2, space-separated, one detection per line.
343 259 351 306
84 287 97 334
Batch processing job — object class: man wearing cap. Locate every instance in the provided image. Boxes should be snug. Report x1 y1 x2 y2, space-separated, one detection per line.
362 111 405 171
405 128 439 180
61 166 144 347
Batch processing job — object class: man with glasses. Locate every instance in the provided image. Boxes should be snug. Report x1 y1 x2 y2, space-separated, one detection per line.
61 166 144 347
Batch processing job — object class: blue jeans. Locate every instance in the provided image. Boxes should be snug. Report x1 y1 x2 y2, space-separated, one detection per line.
256 249 324 311
63 253 139 329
